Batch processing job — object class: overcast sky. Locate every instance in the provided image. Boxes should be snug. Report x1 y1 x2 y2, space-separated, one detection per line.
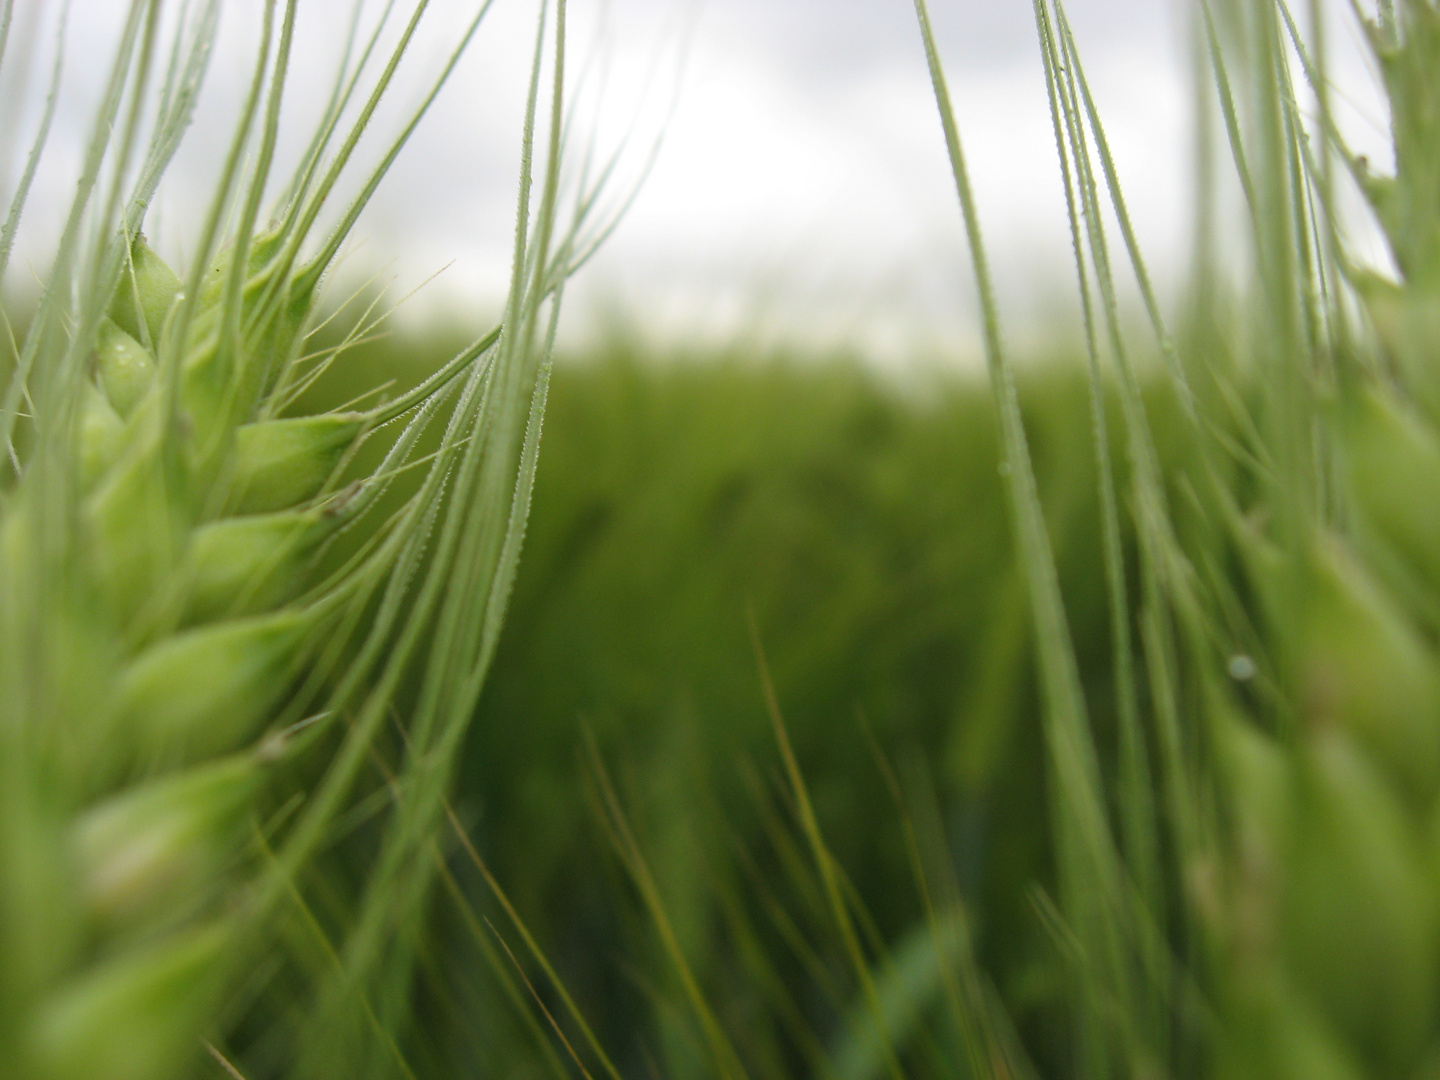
1 0 1394 364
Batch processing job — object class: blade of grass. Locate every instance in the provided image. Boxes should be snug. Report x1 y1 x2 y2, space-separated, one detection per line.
0 0 67 290
911 1 1130 1074
750 617 906 1080
1032 0 1156 946
588 728 751 1080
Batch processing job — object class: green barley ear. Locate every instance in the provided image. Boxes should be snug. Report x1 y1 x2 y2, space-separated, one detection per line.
80 418 193 627
27 922 233 1080
226 412 366 514
1352 0 1440 288
112 610 316 771
75 756 260 930
1351 269 1440 422
912 0 1440 1073
1338 383 1440 596
1338 2 1440 420
95 319 156 418
0 1 601 1076
77 383 127 491
1249 537 1440 807
1193 1 1440 1075
109 235 184 351
183 493 361 624
1279 731 1436 1067
1217 710 1293 874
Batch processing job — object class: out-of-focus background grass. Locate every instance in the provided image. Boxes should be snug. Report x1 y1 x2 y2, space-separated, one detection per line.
2 3 1422 1077
293 321 1193 1079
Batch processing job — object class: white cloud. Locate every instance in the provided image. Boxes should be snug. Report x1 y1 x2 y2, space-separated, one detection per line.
0 0 1401 364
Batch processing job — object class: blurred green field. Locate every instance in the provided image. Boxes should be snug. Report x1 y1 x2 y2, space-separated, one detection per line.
294 323 1192 1079
6 2 1432 1076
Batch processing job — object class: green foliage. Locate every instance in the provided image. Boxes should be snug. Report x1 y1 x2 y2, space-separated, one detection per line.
414 1 1440 1078
0 2 587 1078
471 350 1066 1075
905 0 1440 1076
7 0 1440 1077
280 334 1186 1080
